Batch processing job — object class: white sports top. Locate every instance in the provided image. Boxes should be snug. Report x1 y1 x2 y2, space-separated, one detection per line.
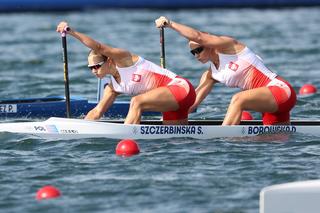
111 57 177 95
211 47 277 90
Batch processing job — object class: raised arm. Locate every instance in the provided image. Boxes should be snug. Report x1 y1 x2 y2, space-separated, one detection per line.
155 16 238 51
56 21 133 64
189 68 217 113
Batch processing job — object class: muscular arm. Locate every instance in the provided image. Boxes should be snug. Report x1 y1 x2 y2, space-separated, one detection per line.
169 21 234 49
189 69 216 113
68 30 131 60
85 84 119 120
56 21 133 65
155 17 243 53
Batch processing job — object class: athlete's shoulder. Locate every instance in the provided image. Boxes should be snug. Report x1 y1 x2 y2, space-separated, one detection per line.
215 36 244 54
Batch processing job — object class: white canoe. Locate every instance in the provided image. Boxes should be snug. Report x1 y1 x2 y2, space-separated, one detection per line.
1 117 320 140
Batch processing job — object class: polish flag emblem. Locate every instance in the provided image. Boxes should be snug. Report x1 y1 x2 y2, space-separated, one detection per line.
229 62 239 71
132 74 142 82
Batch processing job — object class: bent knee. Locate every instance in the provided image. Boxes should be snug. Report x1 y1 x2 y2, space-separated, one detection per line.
229 93 246 107
130 96 143 109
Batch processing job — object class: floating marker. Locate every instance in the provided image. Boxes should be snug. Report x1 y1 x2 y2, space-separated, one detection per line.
116 139 140 157
36 185 61 200
299 84 317 95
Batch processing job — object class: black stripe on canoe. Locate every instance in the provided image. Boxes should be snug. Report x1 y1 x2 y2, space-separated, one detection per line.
104 120 320 126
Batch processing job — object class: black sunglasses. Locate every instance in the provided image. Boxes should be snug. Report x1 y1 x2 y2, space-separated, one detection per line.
190 46 204 56
88 61 105 70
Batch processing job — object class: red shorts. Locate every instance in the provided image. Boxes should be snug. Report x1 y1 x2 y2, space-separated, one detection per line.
262 77 296 125
162 77 196 120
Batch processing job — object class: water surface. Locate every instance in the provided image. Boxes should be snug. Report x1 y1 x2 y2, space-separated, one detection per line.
1 8 320 213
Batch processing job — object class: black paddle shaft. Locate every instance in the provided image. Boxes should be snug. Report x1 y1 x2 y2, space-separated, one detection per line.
160 27 166 68
61 34 71 118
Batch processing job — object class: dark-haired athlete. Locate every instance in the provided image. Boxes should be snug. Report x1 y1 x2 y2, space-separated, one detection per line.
155 16 296 125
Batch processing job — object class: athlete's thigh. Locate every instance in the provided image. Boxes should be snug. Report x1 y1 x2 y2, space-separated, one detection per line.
135 87 179 112
239 87 278 113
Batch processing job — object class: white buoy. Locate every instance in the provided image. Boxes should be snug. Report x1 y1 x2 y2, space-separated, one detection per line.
260 179 320 213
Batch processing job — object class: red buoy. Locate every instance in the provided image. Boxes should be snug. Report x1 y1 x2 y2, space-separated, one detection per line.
241 111 253 120
36 185 61 200
116 139 140 157
299 84 317 95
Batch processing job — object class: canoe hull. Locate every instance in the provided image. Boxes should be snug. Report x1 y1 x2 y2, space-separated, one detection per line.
1 117 318 140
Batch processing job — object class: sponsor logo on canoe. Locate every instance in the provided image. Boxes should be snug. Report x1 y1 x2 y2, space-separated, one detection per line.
45 125 59 133
139 126 204 135
34 125 58 133
60 129 79 134
246 126 296 135
0 104 17 113
33 125 78 134
34 126 46 132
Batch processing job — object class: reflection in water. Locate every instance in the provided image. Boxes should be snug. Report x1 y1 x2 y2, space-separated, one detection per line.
229 133 292 143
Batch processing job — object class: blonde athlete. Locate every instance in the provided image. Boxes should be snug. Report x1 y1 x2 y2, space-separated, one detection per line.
57 21 195 125
155 16 296 125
